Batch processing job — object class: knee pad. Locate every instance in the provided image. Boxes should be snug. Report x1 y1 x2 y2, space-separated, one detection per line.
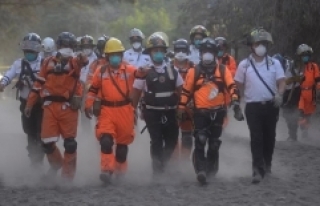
115 144 128 163
64 138 77 154
195 130 207 146
100 134 114 154
42 142 56 154
208 139 221 152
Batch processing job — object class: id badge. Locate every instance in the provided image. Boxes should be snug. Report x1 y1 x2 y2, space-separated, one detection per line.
208 88 218 100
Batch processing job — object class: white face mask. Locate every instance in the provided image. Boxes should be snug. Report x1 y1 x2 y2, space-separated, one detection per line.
132 42 142 50
254 44 267 57
174 52 188 61
58 48 74 58
83 49 93 57
202 52 214 64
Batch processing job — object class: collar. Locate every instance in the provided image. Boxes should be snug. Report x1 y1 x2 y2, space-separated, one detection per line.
150 61 167 70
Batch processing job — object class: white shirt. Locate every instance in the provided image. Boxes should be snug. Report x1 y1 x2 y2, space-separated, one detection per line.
123 48 151 68
234 55 285 103
189 45 200 65
133 62 184 91
0 55 42 99
80 52 97 83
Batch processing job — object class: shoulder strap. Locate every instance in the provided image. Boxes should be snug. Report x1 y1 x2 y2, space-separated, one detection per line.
69 60 80 100
219 64 226 88
107 66 130 102
249 60 275 96
193 65 201 86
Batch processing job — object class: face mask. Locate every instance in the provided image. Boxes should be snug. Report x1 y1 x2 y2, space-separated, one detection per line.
132 42 142 50
83 49 93 57
24 53 38 62
194 40 202 49
58 48 74 58
109 55 122 67
302 56 310 63
254 44 267 57
217 51 224 57
174 52 188 62
152 52 165 63
202 52 214 64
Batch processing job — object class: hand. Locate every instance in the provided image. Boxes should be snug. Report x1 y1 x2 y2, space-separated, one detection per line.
0 84 4 92
273 93 283 107
176 108 187 121
85 107 93 119
24 107 32 118
233 105 244 121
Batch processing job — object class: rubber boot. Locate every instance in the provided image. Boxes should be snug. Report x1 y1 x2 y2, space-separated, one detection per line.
61 152 77 181
100 153 115 183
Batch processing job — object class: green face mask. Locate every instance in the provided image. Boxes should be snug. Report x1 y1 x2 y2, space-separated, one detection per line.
109 55 121 67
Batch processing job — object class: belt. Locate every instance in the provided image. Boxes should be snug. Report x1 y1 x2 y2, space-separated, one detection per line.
145 105 177 110
248 100 273 105
43 96 68 102
194 105 225 112
101 100 131 107
301 87 313 90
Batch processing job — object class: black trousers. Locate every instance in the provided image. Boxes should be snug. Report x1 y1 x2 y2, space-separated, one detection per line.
144 109 179 174
19 98 44 164
192 109 225 176
245 101 279 176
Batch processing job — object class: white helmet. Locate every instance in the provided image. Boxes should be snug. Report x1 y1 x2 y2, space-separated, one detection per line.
42 37 56 53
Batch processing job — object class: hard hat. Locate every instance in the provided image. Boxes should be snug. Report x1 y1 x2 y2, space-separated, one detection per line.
189 25 209 40
215 37 228 47
143 33 168 54
104 37 125 54
152 31 169 47
129 28 145 39
20 33 42 52
56 32 77 48
247 27 273 45
80 35 95 46
173 38 189 51
42 37 55 53
296 44 313 56
199 37 218 53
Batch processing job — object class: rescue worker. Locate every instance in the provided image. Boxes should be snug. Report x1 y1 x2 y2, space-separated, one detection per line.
123 28 151 68
132 34 184 175
215 37 237 77
189 25 209 65
84 37 136 184
172 38 194 159
296 44 320 138
0 33 44 167
74 36 82 53
235 28 286 184
79 35 97 133
41 37 56 59
273 54 301 141
86 35 109 86
24 32 88 181
215 37 238 129
178 37 243 184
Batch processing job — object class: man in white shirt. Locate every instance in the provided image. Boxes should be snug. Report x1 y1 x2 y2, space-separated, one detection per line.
188 25 209 65
123 28 151 68
131 33 183 175
79 35 97 132
234 28 286 184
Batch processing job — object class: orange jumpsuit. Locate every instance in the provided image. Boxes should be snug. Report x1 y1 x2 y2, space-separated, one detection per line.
86 58 107 86
85 62 136 174
27 55 87 180
298 62 320 128
218 54 237 128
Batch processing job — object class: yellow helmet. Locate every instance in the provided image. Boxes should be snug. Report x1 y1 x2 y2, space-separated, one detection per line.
104 37 125 54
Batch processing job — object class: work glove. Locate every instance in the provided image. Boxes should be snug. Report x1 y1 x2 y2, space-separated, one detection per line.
273 93 283 107
176 108 187 122
85 107 93 119
24 107 32 118
232 103 244 121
